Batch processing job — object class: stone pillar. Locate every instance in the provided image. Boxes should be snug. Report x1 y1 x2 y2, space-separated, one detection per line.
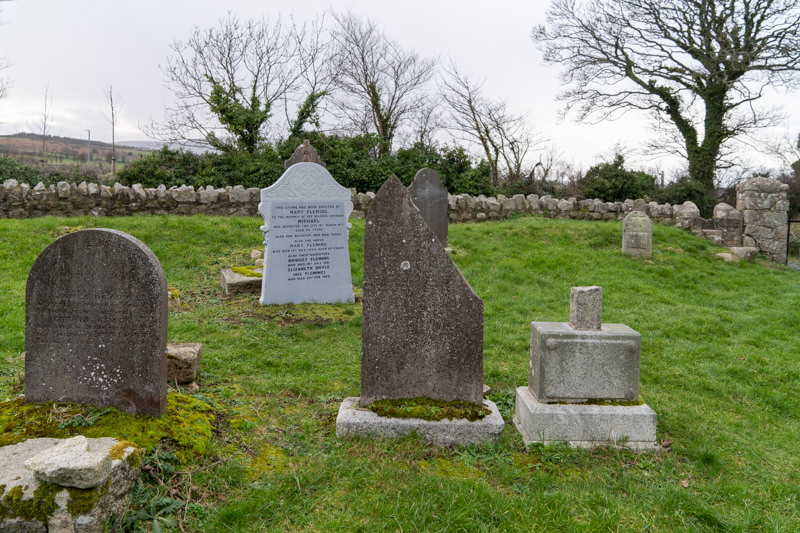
736 177 790 263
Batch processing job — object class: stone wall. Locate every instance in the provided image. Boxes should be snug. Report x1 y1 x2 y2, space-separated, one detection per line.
1 177 789 261
736 177 790 263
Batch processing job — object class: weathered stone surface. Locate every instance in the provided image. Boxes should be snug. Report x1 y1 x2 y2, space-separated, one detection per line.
569 286 602 331
729 246 758 262
166 343 202 385
23 435 112 489
336 397 504 446
258 162 354 305
622 211 653 258
514 387 658 451
0 437 142 533
360 176 483 406
25 229 168 416
736 177 789 263
408 168 448 246
220 268 262 295
529 321 641 403
284 139 326 168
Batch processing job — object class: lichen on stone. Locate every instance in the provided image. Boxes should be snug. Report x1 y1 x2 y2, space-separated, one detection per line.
367 397 490 422
232 265 262 278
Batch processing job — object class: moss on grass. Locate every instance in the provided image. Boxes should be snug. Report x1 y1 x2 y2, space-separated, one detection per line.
367 397 490 422
0 393 215 463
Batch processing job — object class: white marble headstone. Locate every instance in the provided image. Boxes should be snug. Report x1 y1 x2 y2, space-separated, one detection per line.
258 162 355 305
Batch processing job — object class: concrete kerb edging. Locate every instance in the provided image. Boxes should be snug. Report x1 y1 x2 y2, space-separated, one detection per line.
335 397 505 446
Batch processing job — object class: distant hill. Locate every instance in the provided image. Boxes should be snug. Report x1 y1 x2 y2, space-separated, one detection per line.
0 133 155 170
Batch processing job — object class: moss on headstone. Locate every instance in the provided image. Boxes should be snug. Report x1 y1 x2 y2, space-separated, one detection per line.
367 397 490 422
232 266 262 278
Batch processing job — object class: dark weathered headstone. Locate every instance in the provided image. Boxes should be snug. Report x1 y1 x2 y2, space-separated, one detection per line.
284 139 326 169
408 168 448 245
25 229 168 416
361 175 483 406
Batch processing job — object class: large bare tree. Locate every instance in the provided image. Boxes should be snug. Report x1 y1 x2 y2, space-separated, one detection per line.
146 13 308 154
331 11 436 158
441 62 542 186
533 0 800 200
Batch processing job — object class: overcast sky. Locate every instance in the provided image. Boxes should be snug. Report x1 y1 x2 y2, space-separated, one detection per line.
0 0 798 177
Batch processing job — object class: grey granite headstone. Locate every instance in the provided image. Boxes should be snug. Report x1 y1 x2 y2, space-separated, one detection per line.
25 229 168 416
361 175 483 406
622 211 653 258
408 168 448 245
258 161 354 305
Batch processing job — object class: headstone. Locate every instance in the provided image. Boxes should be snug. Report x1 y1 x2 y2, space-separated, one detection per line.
408 168 448 245
360 175 483 406
258 156 354 305
284 139 326 169
25 229 168 416
622 211 653 258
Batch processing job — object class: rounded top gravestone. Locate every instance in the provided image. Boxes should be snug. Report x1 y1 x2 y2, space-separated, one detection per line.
25 229 168 416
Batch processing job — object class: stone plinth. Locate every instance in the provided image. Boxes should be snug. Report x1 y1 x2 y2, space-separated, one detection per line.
220 268 261 295
514 387 658 451
335 397 504 446
529 322 641 403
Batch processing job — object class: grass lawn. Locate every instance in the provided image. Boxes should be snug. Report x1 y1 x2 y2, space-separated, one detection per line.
1 214 799 532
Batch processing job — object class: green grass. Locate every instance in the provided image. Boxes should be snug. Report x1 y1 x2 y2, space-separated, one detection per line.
1 215 799 531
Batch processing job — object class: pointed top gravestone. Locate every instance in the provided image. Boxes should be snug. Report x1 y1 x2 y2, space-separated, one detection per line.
284 139 326 169
408 168 448 245
361 175 483 406
25 229 168 416
258 149 354 305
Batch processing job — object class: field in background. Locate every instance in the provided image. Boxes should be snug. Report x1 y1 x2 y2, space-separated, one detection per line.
1 215 799 531
0 133 153 177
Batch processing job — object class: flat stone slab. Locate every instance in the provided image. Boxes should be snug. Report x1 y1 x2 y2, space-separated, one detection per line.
220 268 262 295
335 397 504 446
0 437 142 532
23 435 112 489
514 387 658 451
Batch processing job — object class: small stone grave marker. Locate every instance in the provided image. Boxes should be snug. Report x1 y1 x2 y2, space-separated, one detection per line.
258 145 354 305
622 211 653 258
25 229 168 416
408 168 448 245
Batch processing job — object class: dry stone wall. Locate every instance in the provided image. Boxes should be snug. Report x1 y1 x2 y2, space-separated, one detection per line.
1 177 789 261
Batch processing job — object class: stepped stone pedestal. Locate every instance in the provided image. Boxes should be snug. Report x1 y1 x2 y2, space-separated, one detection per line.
515 287 658 450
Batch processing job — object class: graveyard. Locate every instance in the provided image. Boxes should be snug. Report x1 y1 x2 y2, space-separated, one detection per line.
1 211 799 531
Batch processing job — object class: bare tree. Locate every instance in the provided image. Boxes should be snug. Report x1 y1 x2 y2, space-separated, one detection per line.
440 62 542 186
31 85 53 169
145 13 306 154
330 11 436 158
103 85 122 178
533 0 800 203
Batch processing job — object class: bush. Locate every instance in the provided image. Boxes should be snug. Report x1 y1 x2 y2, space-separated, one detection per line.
0 157 42 186
577 154 657 202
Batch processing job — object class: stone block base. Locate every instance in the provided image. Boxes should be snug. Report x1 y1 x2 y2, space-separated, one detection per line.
166 342 202 385
335 397 505 446
513 387 658 451
220 268 261 295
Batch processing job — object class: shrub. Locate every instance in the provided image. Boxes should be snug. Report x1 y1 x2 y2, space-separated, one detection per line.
577 154 657 202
